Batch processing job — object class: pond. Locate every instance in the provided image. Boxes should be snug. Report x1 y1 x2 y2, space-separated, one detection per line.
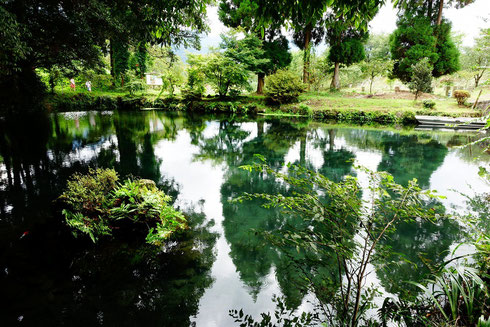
0 111 488 326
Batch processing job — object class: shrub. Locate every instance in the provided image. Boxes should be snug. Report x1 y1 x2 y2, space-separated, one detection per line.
423 100 436 109
453 90 470 105
264 69 305 105
408 58 433 100
298 104 313 116
59 168 186 245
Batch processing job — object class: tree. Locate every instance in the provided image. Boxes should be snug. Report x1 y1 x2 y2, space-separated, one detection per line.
462 28 490 87
391 13 459 83
188 52 251 98
235 160 443 326
393 0 475 26
218 0 291 94
328 32 366 89
220 32 269 85
293 25 327 85
365 33 391 60
325 0 382 89
285 1 331 84
433 20 460 77
361 34 393 94
409 58 433 99
390 15 438 83
360 59 394 94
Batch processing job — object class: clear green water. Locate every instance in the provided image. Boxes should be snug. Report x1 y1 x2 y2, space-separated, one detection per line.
0 111 488 326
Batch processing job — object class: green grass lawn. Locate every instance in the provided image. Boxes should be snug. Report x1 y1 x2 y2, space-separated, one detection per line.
299 92 480 116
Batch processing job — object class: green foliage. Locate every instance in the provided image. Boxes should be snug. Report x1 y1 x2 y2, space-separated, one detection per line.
453 89 471 105
364 33 391 60
229 296 316 327
410 265 487 326
264 70 305 105
408 58 433 99
59 168 186 245
328 37 366 67
187 52 251 98
390 14 438 83
220 32 269 75
423 99 436 109
433 21 460 78
360 58 394 94
129 43 149 78
113 39 130 86
391 13 460 83
461 28 490 87
234 158 444 325
298 104 313 117
0 6 29 77
1 0 212 109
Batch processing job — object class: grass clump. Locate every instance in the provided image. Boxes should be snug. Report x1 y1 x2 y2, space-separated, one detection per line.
59 168 186 245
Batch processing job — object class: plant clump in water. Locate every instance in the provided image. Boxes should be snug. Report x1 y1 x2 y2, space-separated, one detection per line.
58 168 186 245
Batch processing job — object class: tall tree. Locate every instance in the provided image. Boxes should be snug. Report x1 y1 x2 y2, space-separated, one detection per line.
218 0 291 94
394 0 475 26
390 13 459 82
326 0 383 89
292 25 326 85
287 1 331 84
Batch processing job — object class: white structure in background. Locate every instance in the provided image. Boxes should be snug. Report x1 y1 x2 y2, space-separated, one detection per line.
145 73 163 86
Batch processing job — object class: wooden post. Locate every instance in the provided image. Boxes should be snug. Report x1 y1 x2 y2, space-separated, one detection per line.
472 89 482 112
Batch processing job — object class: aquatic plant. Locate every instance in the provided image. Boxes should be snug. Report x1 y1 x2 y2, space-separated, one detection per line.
59 168 186 245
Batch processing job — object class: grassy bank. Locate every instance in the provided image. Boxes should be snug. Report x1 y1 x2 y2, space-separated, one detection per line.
45 89 484 125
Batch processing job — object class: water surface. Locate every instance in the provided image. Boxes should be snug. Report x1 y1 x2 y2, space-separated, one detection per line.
0 111 488 326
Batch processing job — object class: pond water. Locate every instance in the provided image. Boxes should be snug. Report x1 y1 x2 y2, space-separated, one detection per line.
0 111 488 326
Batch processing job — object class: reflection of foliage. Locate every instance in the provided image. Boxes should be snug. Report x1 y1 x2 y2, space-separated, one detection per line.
234 159 444 326
229 295 317 327
378 133 448 188
65 209 217 326
375 210 460 297
59 169 186 244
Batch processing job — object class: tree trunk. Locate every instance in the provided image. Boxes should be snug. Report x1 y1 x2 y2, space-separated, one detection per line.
303 25 312 84
475 70 485 88
436 0 444 25
369 76 374 94
428 0 433 21
110 39 115 86
328 129 335 151
331 62 340 89
300 136 306 166
257 121 264 137
257 73 265 94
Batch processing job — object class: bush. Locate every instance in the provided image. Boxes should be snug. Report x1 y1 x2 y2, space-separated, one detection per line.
59 168 186 245
264 69 305 104
408 58 433 100
298 104 313 116
423 100 436 109
453 90 470 105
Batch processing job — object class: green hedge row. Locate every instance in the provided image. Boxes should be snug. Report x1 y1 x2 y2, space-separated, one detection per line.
45 94 258 115
311 109 417 125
